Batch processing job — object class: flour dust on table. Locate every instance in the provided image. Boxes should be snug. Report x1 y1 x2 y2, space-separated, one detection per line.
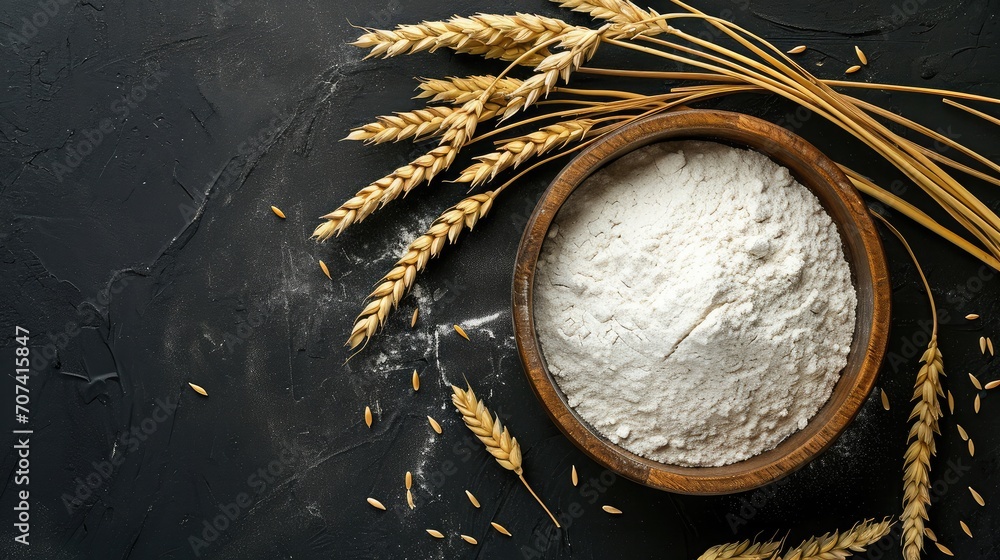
534 141 857 467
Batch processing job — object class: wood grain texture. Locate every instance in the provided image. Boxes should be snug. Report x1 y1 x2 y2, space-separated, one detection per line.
512 109 890 495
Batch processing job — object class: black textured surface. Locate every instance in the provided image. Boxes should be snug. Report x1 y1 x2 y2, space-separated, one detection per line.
1 1 999 559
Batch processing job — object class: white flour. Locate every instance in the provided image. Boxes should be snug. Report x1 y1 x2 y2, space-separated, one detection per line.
534 141 857 467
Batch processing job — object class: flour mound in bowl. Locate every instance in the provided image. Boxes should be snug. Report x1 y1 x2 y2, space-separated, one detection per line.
533 141 857 467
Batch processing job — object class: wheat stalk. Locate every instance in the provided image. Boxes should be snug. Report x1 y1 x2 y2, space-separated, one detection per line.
696 539 783 560
451 383 561 527
870 214 945 560
456 119 596 186
779 519 893 560
453 13 574 46
346 191 495 348
551 0 671 32
416 75 524 104
345 101 508 145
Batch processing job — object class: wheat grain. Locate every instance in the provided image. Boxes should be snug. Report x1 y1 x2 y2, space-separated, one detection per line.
319 260 332 279
270 205 286 219
188 382 208 397
960 520 973 538
986 380 1000 390
460 534 478 545
948 390 955 414
855 45 868 65
406 489 415 509
966 313 979 320
846 65 862 74
980 336 987 354
880 389 890 410
988 337 994 355
970 372 983 389
453 324 470 340
427 415 442 434
416 75 523 104
456 119 595 186
426 529 445 539
412 370 420 391
367 497 386 510
571 465 578 486
924 527 937 542
465 490 481 508
346 192 496 349
970 486 985 506
974 394 981 412
935 542 954 556
696 539 783 560
411 308 419 328
957 424 968 440
779 518 893 560
452 383 561 527
969 439 975 456
787 45 807 54
602 505 622 514
491 522 512 536
405 471 412 489
365 406 373 428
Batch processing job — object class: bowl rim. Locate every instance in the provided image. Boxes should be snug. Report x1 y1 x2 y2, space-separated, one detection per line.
511 109 890 495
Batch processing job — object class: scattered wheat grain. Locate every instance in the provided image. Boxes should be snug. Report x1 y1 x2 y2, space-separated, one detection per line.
966 313 980 320
980 336 987 354
985 380 1000 390
602 505 622 514
957 424 968 440
428 415 442 434
935 542 954 556
365 406 373 428
491 522 512 536
270 205 286 219
960 520 973 538
367 497 386 510
787 45 806 54
924 527 938 542
970 372 983 389
466 490 480 508
188 382 208 396
989 337 994 356
571 465 578 487
412 370 420 391
454 324 470 340
411 308 419 328
970 486 985 506
855 45 868 65
426 529 445 539
461 535 478 545
948 390 955 414
405 471 412 490
319 260 332 280
975 394 981 413
846 65 862 74
407 489 415 509
969 439 975 457
880 388 890 410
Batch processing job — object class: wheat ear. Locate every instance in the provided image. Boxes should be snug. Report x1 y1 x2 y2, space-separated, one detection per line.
871 213 944 560
415 75 524 104
551 0 671 33
455 119 595 186
451 383 561 528
779 519 893 560
696 539 783 560
346 191 495 348
345 101 507 145
351 21 544 64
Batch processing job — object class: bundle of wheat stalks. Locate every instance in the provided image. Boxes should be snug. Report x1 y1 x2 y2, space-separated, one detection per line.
315 0 995 557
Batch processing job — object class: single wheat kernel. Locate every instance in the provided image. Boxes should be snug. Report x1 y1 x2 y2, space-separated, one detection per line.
571 465 578 487
970 372 983 390
365 406 373 428
880 389 890 410
454 324 470 340
319 260 332 280
490 522 512 536
406 489 415 509
412 370 420 391
969 439 975 457
985 380 1000 390
975 394 981 413
426 529 445 539
970 486 985 506
935 542 954 556
602 505 622 514
846 65 862 74
367 497 386 510
428 415 442 434
957 424 968 441
787 45 806 54
270 205 286 219
466 490 481 508
411 307 419 328
188 382 208 396
460 534 478 545
855 45 868 65
980 336 987 354
924 527 938 542
405 471 412 490
960 520 973 538
966 313 979 320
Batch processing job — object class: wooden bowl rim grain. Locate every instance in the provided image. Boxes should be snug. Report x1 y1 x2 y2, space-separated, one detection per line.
512 109 890 495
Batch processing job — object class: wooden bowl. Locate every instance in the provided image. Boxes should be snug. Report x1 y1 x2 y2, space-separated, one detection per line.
512 110 890 495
